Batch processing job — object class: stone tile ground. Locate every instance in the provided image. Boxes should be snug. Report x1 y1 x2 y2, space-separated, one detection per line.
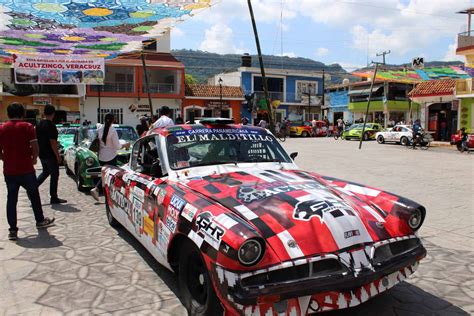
0 138 472 315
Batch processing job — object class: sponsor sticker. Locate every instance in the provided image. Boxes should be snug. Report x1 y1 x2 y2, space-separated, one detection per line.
182 203 198 222
157 189 166 205
196 212 225 242
170 194 186 210
165 216 177 234
157 221 171 253
167 205 180 220
143 216 154 238
344 229 360 239
132 186 145 201
132 197 143 233
237 183 322 203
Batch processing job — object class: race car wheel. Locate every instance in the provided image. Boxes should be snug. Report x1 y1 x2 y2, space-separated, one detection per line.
75 164 86 192
377 135 385 144
65 164 73 176
456 142 463 152
179 242 222 316
301 131 309 137
400 136 408 146
105 194 121 228
362 132 369 141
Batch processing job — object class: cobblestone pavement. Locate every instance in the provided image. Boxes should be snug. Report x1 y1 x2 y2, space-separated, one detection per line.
0 138 473 315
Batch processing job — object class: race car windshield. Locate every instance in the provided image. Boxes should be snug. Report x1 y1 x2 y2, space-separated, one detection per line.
166 128 292 170
58 127 78 135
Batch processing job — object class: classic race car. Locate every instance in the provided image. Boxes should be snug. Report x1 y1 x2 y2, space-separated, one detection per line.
57 123 81 161
64 124 138 191
376 125 413 146
343 123 382 141
450 131 474 151
289 121 313 137
101 118 427 315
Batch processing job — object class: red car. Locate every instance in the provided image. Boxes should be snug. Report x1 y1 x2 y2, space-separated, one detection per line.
102 118 426 315
451 132 474 151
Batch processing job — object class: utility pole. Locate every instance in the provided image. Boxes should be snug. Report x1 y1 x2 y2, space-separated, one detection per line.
141 52 153 117
359 62 381 150
321 69 325 119
247 0 274 133
376 50 391 128
376 50 391 65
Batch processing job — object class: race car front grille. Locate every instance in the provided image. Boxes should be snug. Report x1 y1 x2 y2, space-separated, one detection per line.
240 259 346 288
373 238 420 265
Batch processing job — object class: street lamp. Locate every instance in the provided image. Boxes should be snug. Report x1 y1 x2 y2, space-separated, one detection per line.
218 77 223 117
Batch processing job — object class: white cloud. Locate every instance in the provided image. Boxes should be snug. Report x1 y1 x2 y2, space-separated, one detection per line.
199 23 246 54
315 47 329 56
171 27 184 37
443 37 464 61
276 52 297 57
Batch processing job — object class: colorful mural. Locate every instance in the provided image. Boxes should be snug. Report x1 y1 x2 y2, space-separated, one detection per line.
0 0 213 58
352 66 471 83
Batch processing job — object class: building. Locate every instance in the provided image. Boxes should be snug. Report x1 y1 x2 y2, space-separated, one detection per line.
454 8 474 133
183 84 244 122
326 82 351 125
409 79 457 141
0 67 82 123
347 80 419 127
210 56 327 124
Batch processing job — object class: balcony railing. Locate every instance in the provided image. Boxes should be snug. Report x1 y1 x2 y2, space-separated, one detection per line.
457 30 474 50
142 83 177 94
91 82 134 93
254 90 284 101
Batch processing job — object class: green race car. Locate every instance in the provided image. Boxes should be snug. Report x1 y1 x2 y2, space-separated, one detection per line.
64 124 138 191
342 123 382 141
56 123 81 162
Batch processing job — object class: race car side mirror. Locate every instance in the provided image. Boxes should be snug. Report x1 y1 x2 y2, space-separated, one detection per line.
290 152 298 160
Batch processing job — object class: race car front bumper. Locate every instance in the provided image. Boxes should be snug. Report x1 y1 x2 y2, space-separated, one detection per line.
222 239 426 306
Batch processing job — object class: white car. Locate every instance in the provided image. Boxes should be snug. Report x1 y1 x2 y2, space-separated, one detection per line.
376 125 413 146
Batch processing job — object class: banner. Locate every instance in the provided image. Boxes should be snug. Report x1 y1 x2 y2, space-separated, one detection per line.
14 55 104 85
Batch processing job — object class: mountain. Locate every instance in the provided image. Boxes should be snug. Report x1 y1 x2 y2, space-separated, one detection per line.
354 61 464 72
171 49 352 84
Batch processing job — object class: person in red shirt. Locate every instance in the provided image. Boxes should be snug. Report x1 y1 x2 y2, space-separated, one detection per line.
0 103 55 241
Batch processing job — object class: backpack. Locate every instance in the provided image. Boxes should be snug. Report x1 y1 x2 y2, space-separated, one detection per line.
89 135 100 153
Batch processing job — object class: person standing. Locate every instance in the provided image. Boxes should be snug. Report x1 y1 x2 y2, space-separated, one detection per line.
90 113 129 201
0 103 55 240
175 114 184 124
324 117 330 137
336 117 344 137
36 105 67 204
412 119 422 149
136 116 148 137
152 106 174 129
258 118 267 129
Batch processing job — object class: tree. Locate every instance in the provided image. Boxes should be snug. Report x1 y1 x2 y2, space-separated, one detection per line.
185 74 198 85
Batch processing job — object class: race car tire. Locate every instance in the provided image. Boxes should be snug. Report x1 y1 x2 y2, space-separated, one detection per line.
362 132 369 141
75 164 87 192
400 136 409 146
65 164 73 176
105 194 121 228
179 241 222 316
377 135 385 144
456 142 463 152
301 131 309 137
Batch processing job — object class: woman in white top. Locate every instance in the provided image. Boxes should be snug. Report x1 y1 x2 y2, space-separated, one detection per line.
90 113 128 200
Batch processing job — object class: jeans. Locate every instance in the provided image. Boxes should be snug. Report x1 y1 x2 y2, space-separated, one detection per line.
37 158 59 199
5 172 45 232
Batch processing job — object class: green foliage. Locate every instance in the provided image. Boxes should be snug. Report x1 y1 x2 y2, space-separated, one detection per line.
185 74 198 84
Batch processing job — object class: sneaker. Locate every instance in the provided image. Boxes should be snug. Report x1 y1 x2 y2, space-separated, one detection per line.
36 217 55 229
90 188 100 201
8 231 18 241
50 198 67 204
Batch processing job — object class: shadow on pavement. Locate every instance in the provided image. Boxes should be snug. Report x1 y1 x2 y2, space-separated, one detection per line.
114 226 182 300
16 229 63 249
51 203 81 213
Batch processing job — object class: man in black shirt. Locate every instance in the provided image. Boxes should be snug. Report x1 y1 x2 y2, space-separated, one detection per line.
36 105 67 204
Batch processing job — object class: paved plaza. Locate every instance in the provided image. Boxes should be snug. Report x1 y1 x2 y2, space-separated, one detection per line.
0 138 473 315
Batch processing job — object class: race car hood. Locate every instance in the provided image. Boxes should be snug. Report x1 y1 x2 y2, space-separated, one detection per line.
183 169 408 262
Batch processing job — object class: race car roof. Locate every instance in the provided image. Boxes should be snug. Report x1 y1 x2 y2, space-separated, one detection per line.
147 123 267 137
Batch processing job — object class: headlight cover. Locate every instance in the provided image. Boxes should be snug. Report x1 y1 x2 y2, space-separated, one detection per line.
408 208 423 230
85 157 96 167
238 239 264 266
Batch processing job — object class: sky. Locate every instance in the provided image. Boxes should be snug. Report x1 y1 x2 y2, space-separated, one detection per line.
171 0 474 71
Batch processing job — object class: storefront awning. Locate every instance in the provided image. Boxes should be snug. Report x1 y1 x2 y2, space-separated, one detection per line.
347 86 383 96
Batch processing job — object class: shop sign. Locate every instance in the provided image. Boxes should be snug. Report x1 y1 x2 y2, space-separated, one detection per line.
14 55 104 85
33 97 51 106
206 100 229 109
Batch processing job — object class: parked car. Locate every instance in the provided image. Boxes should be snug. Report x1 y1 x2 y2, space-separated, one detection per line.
311 120 333 137
376 125 413 146
451 131 474 151
57 123 81 162
343 123 382 141
102 118 427 315
64 124 138 191
290 121 312 137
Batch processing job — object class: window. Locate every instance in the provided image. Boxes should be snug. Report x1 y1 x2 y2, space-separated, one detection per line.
102 67 135 93
296 80 318 101
131 136 164 177
97 108 123 124
304 113 319 121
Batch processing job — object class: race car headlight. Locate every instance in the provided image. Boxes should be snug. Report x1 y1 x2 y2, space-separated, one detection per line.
85 157 96 167
238 239 264 266
408 208 423 230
